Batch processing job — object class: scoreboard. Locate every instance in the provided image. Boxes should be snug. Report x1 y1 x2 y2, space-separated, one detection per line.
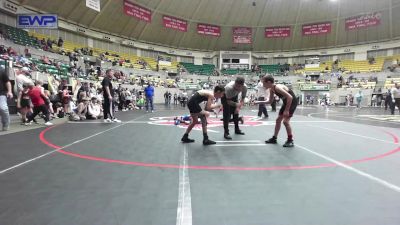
219 51 252 70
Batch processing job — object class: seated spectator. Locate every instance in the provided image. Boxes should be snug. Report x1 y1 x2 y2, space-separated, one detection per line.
96 88 103 102
57 37 63 47
54 102 65 118
55 61 61 70
89 83 97 98
75 97 90 120
0 45 6 54
77 82 90 102
44 90 55 117
119 59 124 66
47 38 53 49
7 47 16 56
368 57 375 64
24 47 31 58
87 97 102 119
137 95 145 109
42 55 51 65
78 90 87 104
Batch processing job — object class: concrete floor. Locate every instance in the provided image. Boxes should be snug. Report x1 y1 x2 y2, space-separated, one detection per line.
0 105 399 225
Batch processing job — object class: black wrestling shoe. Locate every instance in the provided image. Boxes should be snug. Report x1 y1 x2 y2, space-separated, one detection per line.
235 130 245 135
203 139 216 145
239 117 244 124
283 140 294 148
265 137 277 144
181 134 195 143
224 133 232 140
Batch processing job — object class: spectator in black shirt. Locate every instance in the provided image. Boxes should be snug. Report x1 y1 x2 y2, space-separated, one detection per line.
57 37 63 47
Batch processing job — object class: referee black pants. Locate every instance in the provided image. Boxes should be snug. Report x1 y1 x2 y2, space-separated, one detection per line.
222 95 240 135
103 98 114 120
257 97 268 117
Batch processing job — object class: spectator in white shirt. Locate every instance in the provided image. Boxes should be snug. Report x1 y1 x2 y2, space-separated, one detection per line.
390 83 400 115
256 80 269 118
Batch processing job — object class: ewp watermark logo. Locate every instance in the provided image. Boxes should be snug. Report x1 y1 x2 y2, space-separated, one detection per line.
17 14 58 29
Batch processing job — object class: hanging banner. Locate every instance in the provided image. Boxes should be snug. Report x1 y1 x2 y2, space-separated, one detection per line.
163 15 187 32
233 27 252 44
123 0 152 22
302 22 331 36
17 14 58 29
345 12 381 30
265 26 291 38
197 24 220 37
86 0 100 12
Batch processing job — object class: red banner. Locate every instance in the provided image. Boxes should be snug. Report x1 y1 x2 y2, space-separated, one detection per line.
197 24 220 37
123 0 151 23
163 15 187 32
302 22 331 36
233 36 252 44
265 26 291 38
233 27 252 44
233 27 252 35
345 12 381 30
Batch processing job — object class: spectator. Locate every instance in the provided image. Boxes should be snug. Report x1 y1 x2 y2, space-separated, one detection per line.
355 91 363 108
62 86 71 114
0 69 12 131
42 55 51 65
44 90 55 117
24 47 31 58
87 97 102 119
0 45 6 54
144 83 155 112
168 92 172 105
385 90 392 110
77 82 90 103
7 47 16 56
17 83 32 124
131 91 137 108
256 80 269 118
173 93 178 105
89 83 97 98
137 94 144 110
57 37 63 47
390 83 400 115
47 38 53 49
76 97 90 120
371 95 377 107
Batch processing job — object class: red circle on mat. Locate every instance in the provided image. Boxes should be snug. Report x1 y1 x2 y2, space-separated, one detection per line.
39 126 400 171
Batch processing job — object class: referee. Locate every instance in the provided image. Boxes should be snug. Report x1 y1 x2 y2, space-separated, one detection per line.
222 77 247 140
